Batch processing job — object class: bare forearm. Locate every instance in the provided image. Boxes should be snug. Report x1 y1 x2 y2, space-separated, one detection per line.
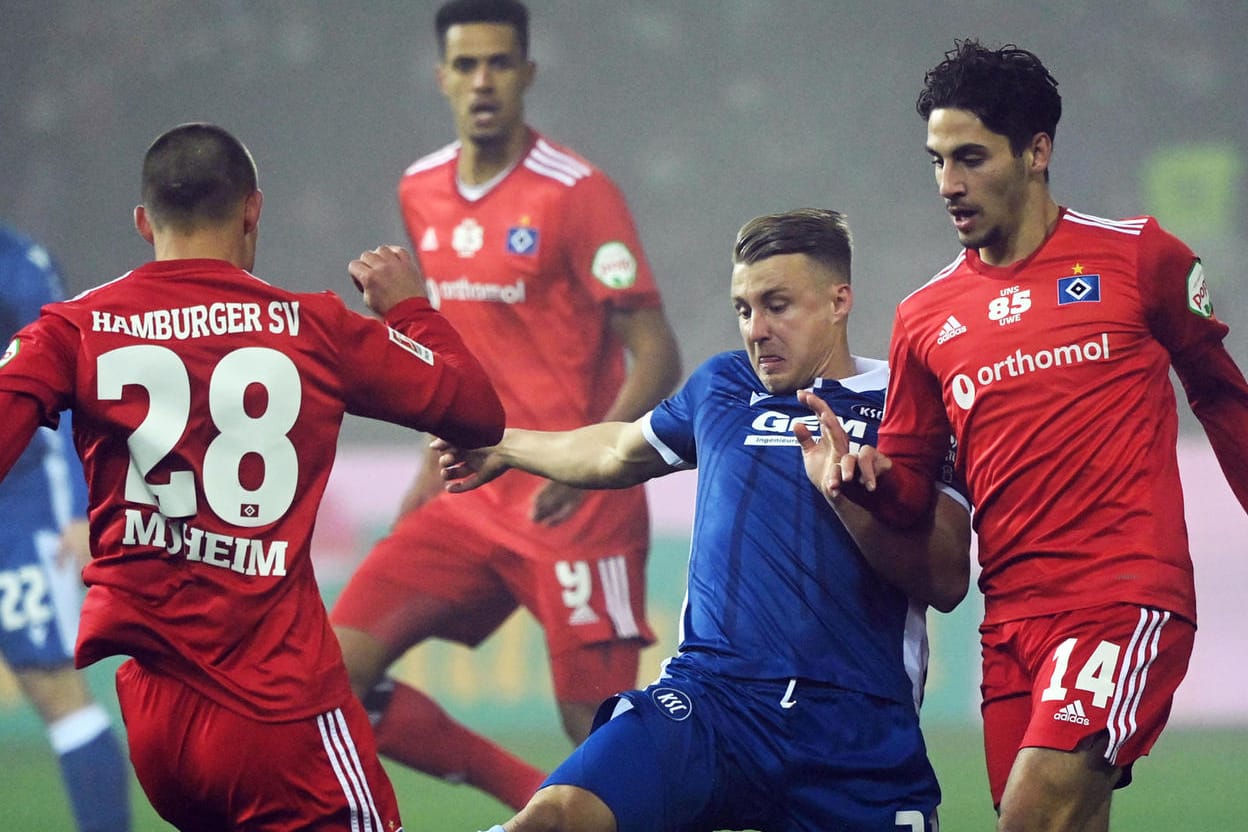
497 423 665 489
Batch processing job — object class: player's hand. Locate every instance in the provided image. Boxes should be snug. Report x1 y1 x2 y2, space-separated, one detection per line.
348 245 429 316
56 518 91 570
794 389 891 501
432 436 510 493
529 480 586 527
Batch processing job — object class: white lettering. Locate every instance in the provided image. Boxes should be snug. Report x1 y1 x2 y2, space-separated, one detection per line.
118 509 288 577
952 333 1112 411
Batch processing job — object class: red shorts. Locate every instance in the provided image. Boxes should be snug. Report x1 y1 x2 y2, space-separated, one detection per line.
332 482 654 703
980 604 1194 805
116 659 402 832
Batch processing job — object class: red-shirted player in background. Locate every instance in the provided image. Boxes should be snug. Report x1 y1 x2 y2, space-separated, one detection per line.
0 122 505 832
803 40 1248 832
331 0 681 811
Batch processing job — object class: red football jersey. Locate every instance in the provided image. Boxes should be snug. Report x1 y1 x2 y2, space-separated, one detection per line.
0 258 503 720
398 131 662 435
878 209 1248 625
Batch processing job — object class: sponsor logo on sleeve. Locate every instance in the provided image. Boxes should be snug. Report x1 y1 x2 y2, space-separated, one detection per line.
591 241 638 289
388 327 435 365
1058 273 1101 305
0 337 19 368
1187 260 1212 318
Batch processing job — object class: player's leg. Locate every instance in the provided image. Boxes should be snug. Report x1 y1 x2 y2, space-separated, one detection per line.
496 785 616 832
992 605 1194 832
519 494 654 746
16 666 131 832
995 735 1119 832
484 677 720 832
553 640 642 744
331 495 547 808
2 523 131 832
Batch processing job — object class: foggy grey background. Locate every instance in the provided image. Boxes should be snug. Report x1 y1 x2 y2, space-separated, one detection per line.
3 0 1245 444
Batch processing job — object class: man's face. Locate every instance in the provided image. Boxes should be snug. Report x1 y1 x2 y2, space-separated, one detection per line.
437 22 534 147
926 107 1032 261
731 253 844 394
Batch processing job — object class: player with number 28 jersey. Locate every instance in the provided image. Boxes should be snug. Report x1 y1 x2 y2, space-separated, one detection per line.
0 259 503 720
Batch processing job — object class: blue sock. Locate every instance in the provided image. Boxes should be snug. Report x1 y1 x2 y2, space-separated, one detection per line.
49 704 132 832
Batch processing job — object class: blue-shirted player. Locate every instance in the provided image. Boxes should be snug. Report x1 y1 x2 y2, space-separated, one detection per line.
0 224 132 832
438 208 973 832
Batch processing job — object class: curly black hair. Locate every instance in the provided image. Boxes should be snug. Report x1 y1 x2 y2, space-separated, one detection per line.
916 39 1062 155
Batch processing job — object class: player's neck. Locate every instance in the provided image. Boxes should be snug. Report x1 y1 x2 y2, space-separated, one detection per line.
151 228 248 269
458 126 531 186
979 193 1061 267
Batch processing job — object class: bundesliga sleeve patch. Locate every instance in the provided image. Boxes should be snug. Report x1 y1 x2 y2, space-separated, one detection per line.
388 327 435 365
0 337 19 368
591 241 638 289
1186 260 1213 318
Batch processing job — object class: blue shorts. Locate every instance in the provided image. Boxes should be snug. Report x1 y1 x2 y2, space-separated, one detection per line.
544 660 941 832
0 503 80 669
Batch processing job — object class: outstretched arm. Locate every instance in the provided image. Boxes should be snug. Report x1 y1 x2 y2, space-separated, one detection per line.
436 419 671 494
795 390 971 612
522 305 681 526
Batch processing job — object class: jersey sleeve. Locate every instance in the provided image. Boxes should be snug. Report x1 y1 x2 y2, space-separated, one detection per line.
1140 221 1248 509
867 308 949 526
335 296 505 448
0 311 78 425
562 172 662 310
642 368 701 468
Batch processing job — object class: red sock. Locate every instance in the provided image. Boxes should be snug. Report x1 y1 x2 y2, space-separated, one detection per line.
373 681 548 810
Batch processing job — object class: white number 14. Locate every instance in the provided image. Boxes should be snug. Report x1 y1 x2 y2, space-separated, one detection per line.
1040 637 1121 709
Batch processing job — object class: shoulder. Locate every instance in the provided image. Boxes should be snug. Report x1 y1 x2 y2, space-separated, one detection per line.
402 141 460 179
898 250 969 312
521 134 614 192
1059 207 1152 240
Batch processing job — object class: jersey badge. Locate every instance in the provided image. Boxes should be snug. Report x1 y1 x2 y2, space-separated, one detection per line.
749 390 773 406
936 315 967 345
1186 260 1212 318
591 241 638 289
650 687 693 721
506 225 540 256
419 227 439 252
0 337 19 368
1058 274 1101 305
387 327 435 365
451 218 484 258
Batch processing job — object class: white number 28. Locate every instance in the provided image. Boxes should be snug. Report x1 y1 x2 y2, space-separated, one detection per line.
97 345 301 527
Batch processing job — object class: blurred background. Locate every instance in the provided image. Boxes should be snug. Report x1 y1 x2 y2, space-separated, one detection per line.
3 0 1246 436
3 1 1247 828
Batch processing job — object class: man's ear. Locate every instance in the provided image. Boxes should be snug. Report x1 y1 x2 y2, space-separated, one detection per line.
243 190 263 234
134 205 155 245
832 281 854 320
1026 132 1053 177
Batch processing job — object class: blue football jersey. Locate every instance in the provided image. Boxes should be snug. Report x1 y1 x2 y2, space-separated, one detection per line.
643 351 928 707
0 225 86 521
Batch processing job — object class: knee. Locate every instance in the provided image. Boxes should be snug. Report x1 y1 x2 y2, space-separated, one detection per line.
510 785 615 832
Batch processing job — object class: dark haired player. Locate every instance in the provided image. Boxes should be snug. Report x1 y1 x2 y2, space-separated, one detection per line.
810 39 1248 832
0 122 504 831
